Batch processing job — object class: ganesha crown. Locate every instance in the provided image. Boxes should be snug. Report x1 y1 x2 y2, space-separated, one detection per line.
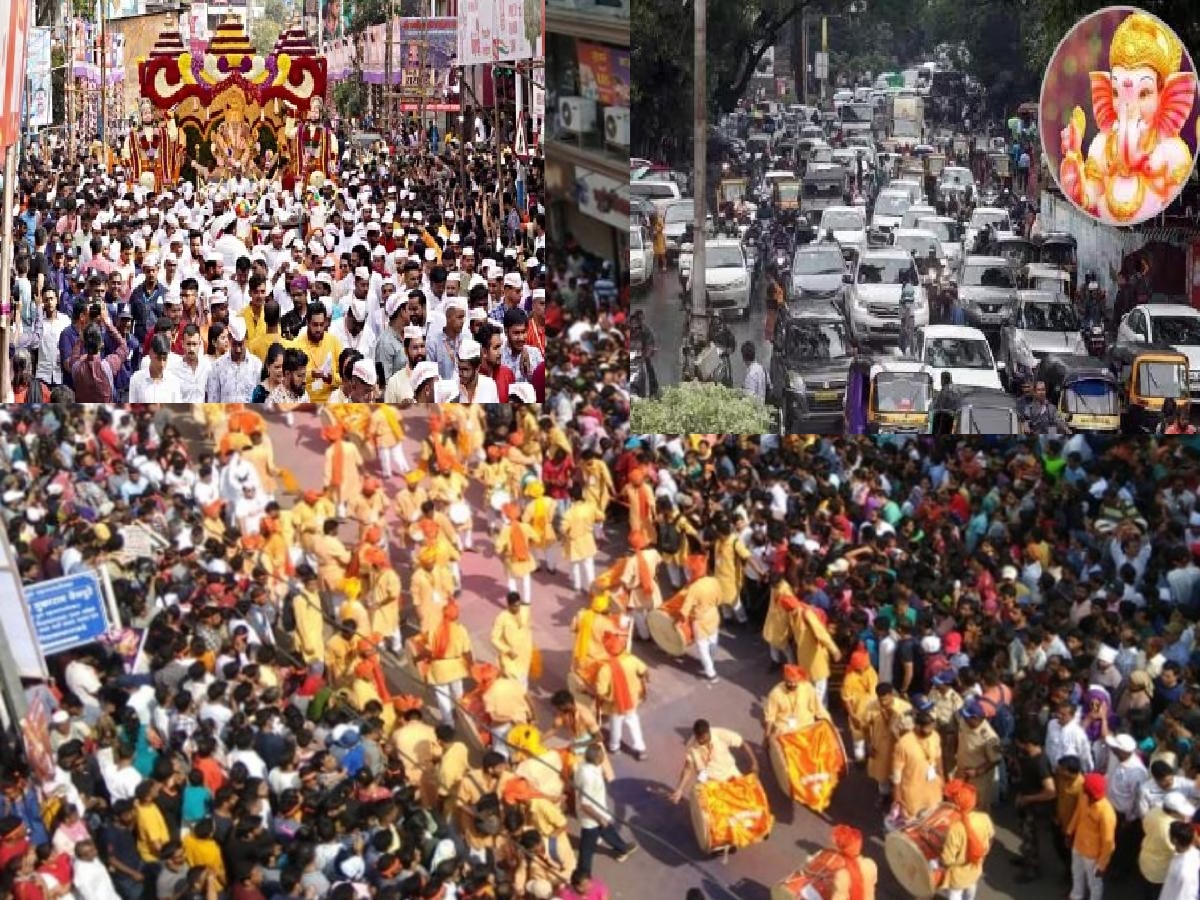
1110 11 1183 83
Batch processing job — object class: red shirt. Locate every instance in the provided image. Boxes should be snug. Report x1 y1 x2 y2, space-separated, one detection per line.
492 364 515 402
193 756 227 794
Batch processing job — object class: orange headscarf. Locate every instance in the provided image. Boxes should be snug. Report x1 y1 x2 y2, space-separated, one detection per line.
848 644 871 672
944 779 986 865
629 532 654 595
323 424 345 488
431 436 460 475
418 518 440 544
501 777 546 805
303 489 323 504
433 601 459 659
779 592 802 612
503 504 531 562
602 631 636 714
782 664 808 684
830 825 865 900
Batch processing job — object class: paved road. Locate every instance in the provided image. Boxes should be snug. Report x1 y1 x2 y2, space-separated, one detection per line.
231 409 1064 900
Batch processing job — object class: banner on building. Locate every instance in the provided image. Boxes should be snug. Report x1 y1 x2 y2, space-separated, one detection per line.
458 0 542 66
576 41 630 107
330 17 459 110
573 166 630 231
27 27 53 131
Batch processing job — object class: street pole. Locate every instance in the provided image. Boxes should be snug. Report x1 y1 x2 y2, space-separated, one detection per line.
494 68 503 216
99 0 107 147
689 0 706 346
384 0 392 132
800 11 807 106
821 16 828 103
0 143 17 403
66 0 75 160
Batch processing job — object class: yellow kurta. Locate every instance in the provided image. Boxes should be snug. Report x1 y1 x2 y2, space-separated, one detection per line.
437 740 470 810
864 698 912 784
242 441 279 497
411 566 453 633
394 486 428 528
570 609 617 669
369 567 403 638
351 675 395 733
560 500 603 562
841 666 880 742
892 730 944 819
792 606 838 683
713 534 751 605
496 521 539 578
625 482 656 546
290 498 334 552
293 588 325 663
339 597 369 636
680 575 722 640
594 652 648 715
368 404 405 450
581 458 614 513
763 681 827 736
312 533 352 594
621 548 663 610
324 439 365 503
762 583 797 649
523 496 558 548
491 607 534 681
293 330 343 402
940 810 994 890
325 634 356 689
427 622 472 684
955 719 1002 809
348 490 387 536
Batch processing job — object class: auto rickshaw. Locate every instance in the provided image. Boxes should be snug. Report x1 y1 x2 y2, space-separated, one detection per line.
1032 232 1079 295
772 178 802 212
1109 342 1192 433
930 387 1026 434
1034 354 1121 432
845 357 933 433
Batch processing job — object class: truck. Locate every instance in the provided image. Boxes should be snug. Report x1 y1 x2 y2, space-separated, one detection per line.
888 94 925 142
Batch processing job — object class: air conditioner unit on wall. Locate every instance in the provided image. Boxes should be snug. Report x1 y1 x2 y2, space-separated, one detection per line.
604 106 629 147
559 97 597 134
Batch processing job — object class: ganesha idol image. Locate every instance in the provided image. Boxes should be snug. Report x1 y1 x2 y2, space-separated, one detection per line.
1058 11 1196 224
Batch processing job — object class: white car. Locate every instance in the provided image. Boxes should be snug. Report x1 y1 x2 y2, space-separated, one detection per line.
660 199 694 258
964 206 1012 253
1117 303 1200 393
900 204 938 230
916 324 1004 392
870 190 911 232
683 238 752 319
915 215 965 267
847 247 929 344
887 179 925 205
818 206 867 249
629 225 653 291
1001 290 1087 379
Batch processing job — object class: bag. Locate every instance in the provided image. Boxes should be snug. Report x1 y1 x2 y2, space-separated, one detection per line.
657 516 682 555
978 690 1016 741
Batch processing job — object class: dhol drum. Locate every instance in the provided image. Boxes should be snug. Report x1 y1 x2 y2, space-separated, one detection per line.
593 559 627 592
489 489 511 513
448 501 472 527
567 666 598 705
770 849 854 900
689 772 774 854
647 590 694 657
769 719 847 812
884 802 959 898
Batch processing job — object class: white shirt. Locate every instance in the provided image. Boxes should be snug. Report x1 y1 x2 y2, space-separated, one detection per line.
573 761 612 830
1137 777 1200 819
329 316 378 359
229 748 268 780
106 764 144 802
458 373 500 404
73 857 123 900
1161 846 1200 900
877 634 897 686
128 368 183 403
37 312 70 385
1045 717 1094 771
743 361 768 402
1107 754 1150 816
167 354 213 403
65 659 102 708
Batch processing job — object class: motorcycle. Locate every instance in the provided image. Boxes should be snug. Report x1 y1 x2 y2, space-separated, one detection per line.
1084 323 1107 357
630 350 659 398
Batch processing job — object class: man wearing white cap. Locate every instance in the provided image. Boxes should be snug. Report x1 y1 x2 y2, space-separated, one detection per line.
375 292 411 381
410 360 440 403
427 296 468 381
205 316 262 402
329 297 377 360
383 326 427 405
345 357 382 402
454 337 499 404
1105 730 1149 879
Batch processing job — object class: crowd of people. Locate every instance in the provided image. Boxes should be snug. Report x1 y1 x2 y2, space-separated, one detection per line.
6 125 552 407
0 402 637 900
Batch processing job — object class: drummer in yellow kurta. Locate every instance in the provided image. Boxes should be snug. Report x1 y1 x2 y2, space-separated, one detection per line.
476 444 517 502
292 567 326 664
940 779 994 896
350 659 396 733
679 575 722 681
323 423 365 517
313 519 353 595
891 710 944 821
393 472 428 548
841 646 879 763
495 503 538 606
791 596 842 707
367 403 411 479
242 429 281 499
580 449 615 533
863 684 912 801
291 488 335 553
624 468 656 548
348 477 388 544
424 600 474 726
363 545 403 647
560 487 605 597
570 593 619 676
522 481 559 574
491 593 534 687
621 531 662 642
763 664 830 740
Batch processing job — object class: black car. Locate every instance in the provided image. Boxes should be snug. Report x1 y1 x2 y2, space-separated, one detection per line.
768 301 854 432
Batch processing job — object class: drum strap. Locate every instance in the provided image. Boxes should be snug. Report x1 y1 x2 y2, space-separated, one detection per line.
839 853 865 900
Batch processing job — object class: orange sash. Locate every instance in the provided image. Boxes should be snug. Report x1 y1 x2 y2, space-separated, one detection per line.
430 437 460 475
433 621 453 659
418 519 440 543
959 812 986 865
510 521 531 562
330 439 345 489
635 550 654 595
605 655 636 714
634 485 651 525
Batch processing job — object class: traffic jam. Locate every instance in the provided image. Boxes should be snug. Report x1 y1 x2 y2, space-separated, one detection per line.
631 62 1200 436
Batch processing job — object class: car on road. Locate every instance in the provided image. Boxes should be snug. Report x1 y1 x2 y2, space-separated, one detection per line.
964 205 1013 253
1116 303 1200 395
870 189 911 232
790 243 847 308
817 205 867 249
900 204 938 230
1000 290 1086 382
630 225 653 292
916 324 1005 392
682 238 752 320
955 254 1019 330
769 303 854 431
915 215 965 267
846 246 929 345
887 179 925 206
629 178 682 216
661 199 694 261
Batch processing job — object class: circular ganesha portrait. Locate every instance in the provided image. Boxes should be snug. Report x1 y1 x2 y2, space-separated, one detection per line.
1039 7 1198 226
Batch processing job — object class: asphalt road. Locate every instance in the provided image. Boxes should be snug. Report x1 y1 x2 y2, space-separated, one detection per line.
230 409 1065 900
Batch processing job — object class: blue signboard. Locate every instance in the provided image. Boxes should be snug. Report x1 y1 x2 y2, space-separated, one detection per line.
25 571 110 655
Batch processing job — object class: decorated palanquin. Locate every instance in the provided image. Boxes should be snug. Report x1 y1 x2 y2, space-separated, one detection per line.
136 17 336 189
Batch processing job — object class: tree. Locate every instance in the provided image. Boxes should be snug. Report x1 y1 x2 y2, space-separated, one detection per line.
631 382 775 432
250 0 287 54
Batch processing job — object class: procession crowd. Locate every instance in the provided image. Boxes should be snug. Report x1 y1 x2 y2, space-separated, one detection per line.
7 128 557 407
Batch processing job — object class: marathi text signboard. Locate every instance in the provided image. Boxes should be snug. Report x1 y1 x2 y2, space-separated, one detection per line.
576 41 630 108
458 0 541 66
25 571 111 655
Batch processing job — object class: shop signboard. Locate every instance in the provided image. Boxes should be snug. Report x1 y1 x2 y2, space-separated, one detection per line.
573 166 630 231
